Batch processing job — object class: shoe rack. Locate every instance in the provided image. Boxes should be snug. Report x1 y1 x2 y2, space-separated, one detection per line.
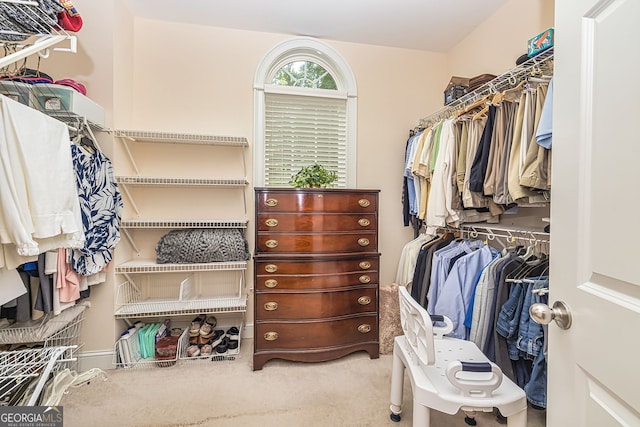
112 130 250 368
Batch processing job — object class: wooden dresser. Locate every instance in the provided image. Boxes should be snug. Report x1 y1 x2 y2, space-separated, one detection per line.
253 187 381 370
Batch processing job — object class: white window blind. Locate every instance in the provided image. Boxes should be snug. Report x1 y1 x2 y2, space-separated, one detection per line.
264 91 347 187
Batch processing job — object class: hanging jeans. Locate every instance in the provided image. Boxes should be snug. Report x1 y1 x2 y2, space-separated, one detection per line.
522 279 549 409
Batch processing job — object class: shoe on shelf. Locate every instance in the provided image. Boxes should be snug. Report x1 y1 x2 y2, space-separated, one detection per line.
215 339 228 355
200 344 213 356
227 338 239 351
210 330 226 347
189 315 206 337
200 316 217 339
226 326 240 340
186 345 200 357
197 335 211 346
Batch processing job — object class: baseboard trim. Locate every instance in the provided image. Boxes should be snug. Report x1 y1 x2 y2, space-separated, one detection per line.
77 350 115 371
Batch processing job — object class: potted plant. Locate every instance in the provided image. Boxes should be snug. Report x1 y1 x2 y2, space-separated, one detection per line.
289 163 338 188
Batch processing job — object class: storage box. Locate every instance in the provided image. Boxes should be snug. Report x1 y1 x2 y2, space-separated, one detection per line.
528 28 554 57
30 83 105 127
444 76 469 105
156 335 180 357
469 74 497 92
0 81 33 106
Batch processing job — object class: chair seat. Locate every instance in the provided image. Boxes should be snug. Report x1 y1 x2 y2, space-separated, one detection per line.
394 335 527 417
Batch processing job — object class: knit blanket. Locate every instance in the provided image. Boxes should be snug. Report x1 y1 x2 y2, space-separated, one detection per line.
155 229 250 264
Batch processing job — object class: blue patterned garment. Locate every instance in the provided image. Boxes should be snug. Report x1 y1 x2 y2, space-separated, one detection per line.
70 144 123 275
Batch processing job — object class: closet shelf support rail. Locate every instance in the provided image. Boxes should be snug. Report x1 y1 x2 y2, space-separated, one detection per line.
418 48 554 128
439 224 549 244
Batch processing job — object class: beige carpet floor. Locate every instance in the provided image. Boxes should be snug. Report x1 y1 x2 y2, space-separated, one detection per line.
60 341 546 427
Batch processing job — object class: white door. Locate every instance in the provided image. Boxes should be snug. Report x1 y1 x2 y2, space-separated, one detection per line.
549 0 640 425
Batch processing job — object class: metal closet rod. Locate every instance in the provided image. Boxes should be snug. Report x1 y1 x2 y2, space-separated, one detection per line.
439 224 549 244
418 47 554 127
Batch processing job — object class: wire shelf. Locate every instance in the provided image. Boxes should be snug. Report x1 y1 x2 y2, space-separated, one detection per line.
0 301 89 346
0 346 76 405
418 47 554 127
114 130 248 147
115 176 249 187
0 0 77 69
115 275 247 319
120 219 248 229
179 321 242 362
113 326 185 369
115 260 248 274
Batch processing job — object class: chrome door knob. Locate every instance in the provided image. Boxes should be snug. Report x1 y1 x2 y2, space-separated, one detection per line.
530 301 572 330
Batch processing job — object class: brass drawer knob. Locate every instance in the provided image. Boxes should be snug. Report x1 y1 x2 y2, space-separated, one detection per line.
264 279 278 288
357 296 372 305
358 199 371 208
265 264 278 273
358 238 370 247
359 261 371 270
264 302 279 311
265 198 278 207
265 239 279 248
359 275 371 284
264 331 279 341
265 218 279 227
358 324 372 334
357 218 370 227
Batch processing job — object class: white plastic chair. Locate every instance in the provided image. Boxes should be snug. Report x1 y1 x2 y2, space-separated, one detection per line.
389 286 527 426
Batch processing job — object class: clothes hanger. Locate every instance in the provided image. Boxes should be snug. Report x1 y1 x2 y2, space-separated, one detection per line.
472 105 489 121
456 94 492 118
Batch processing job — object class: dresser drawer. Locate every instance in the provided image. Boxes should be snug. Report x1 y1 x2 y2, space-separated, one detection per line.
257 231 377 253
255 257 378 275
256 287 377 319
255 270 378 291
257 213 377 232
255 314 378 351
256 190 378 213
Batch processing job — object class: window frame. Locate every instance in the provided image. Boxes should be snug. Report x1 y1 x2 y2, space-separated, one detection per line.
254 37 357 187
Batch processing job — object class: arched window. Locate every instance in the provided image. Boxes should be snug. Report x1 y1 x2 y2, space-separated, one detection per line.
254 37 357 187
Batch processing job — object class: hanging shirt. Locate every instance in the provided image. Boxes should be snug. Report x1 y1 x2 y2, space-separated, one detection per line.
535 78 554 149
0 94 84 257
70 145 123 276
433 244 499 339
425 119 459 234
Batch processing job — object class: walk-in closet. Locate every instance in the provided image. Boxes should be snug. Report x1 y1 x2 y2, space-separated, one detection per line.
0 0 637 426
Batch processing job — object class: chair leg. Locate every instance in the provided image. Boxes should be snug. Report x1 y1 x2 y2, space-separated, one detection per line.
506 408 527 427
412 400 431 427
389 351 405 421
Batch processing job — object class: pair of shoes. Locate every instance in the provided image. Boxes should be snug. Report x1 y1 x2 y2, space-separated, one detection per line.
186 345 200 357
199 316 217 339
189 315 207 337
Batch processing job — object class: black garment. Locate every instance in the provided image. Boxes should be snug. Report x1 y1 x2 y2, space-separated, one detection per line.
402 136 412 227
418 233 455 308
34 253 53 314
469 105 497 193
409 235 441 302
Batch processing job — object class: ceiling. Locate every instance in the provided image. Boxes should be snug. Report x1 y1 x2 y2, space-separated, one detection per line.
121 0 507 52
